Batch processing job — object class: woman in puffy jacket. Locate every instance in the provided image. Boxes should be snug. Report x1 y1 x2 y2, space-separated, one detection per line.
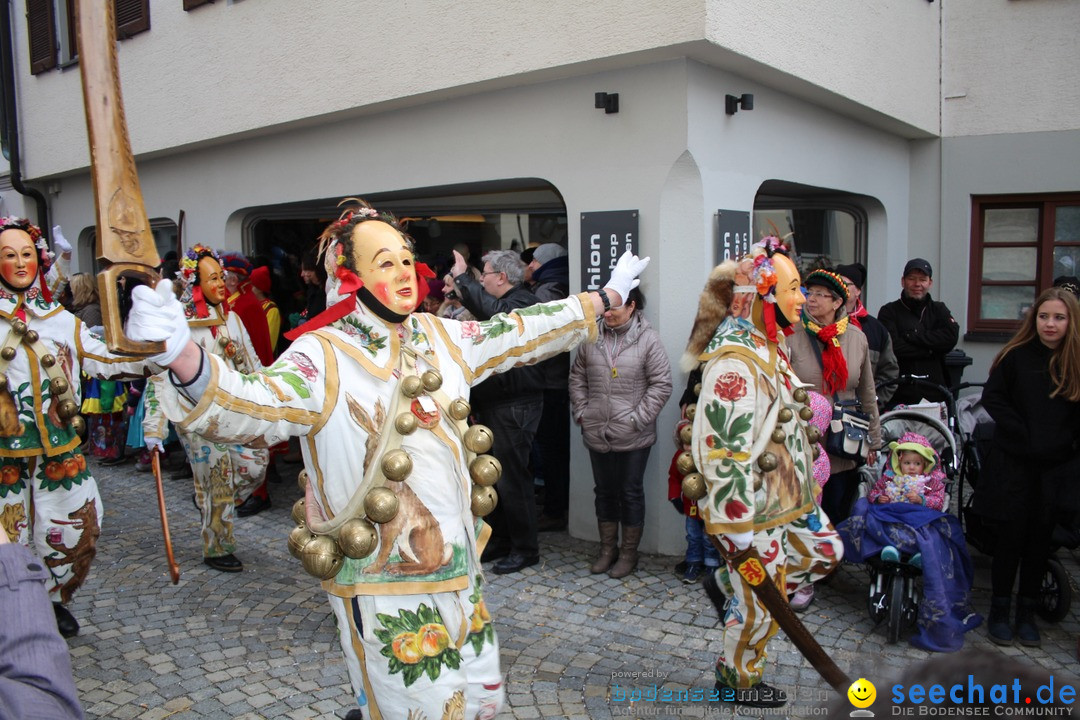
570 288 672 578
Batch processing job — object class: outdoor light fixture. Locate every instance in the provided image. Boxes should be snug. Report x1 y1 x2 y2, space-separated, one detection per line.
594 92 619 114
725 93 754 115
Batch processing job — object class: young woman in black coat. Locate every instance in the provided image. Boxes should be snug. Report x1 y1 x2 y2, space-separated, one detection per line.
977 287 1080 647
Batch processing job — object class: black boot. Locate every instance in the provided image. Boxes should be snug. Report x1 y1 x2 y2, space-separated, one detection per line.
987 595 1013 645
53 602 79 638
344 710 364 720
1015 596 1041 647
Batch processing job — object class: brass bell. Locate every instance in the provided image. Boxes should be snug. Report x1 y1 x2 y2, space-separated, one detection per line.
463 425 494 454
792 387 809 404
297 469 309 491
686 404 696 421
770 428 787 444
1 347 15 361
40 354 56 368
806 426 822 444
448 398 471 421
0 373 7 390
678 424 693 447
10 320 26 336
470 485 498 517
69 415 86 437
675 450 696 476
56 399 77 420
777 407 794 423
24 330 38 343
681 472 707 501
381 449 413 482
288 525 314 559
813 445 821 460
421 369 443 392
300 535 345 580
799 406 814 421
469 455 502 487
50 377 69 396
337 518 378 559
401 375 423 398
291 498 307 526
394 412 419 435
757 451 779 472
364 487 400 524
693 383 702 396
217 335 230 347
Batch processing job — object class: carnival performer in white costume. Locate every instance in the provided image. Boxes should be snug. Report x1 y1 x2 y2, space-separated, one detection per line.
679 238 843 709
143 244 268 573
124 201 648 720
0 218 151 637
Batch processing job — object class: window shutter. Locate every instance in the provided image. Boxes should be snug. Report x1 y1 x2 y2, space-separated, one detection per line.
26 0 57 75
183 0 215 10
115 0 150 38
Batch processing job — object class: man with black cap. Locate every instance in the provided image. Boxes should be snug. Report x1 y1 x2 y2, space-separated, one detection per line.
877 258 959 406
835 262 899 410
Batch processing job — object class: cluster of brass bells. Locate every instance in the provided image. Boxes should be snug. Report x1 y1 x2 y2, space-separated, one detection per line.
764 385 820 469
675 450 706 501
3 322 84 437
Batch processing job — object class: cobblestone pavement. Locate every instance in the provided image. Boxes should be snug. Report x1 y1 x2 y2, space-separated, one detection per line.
67 455 1079 720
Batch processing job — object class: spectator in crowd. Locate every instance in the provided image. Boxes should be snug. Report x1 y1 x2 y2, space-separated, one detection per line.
250 265 281 350
221 253 274 366
570 288 671 578
835 262 899 409
296 247 327 327
784 269 880 610
420 277 445 314
975 287 1080 648
527 244 572 532
877 259 959 406
1053 274 1080 298
450 250 547 574
0 529 85 719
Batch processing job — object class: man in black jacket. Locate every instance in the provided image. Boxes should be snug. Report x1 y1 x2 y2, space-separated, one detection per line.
877 258 959 406
449 250 545 574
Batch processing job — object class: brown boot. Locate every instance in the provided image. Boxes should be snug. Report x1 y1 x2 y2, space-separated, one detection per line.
608 525 642 578
590 521 619 574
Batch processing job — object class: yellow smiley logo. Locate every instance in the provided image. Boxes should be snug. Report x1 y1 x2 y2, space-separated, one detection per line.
848 678 876 708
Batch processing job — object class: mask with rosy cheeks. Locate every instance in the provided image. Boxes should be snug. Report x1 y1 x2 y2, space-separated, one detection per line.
0 229 39 290
197 256 228 306
350 221 418 316
771 253 805 324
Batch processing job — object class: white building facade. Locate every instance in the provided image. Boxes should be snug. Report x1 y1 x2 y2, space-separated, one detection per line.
2 0 1076 553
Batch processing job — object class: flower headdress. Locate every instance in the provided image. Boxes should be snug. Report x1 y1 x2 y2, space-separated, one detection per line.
178 244 223 318
0 216 56 300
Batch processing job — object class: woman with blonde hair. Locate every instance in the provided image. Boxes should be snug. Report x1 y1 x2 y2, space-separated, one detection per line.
977 287 1080 648
68 273 102 327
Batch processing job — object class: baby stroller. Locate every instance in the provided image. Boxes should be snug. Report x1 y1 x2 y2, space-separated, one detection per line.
955 383 1076 623
844 377 968 645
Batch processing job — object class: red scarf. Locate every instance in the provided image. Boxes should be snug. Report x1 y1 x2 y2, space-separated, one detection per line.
804 315 850 396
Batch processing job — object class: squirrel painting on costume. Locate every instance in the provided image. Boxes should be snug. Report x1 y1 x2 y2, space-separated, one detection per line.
122 199 648 720
142 244 268 574
0 218 152 639
680 237 843 709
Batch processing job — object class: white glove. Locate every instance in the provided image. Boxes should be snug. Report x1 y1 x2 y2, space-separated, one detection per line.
145 437 164 454
722 530 754 553
603 250 650 305
51 225 72 254
127 282 191 366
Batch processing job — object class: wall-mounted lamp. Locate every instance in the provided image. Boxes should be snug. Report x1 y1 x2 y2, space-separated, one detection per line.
725 93 754 115
594 92 619 114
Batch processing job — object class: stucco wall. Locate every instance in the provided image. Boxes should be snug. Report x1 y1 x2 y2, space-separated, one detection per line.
943 0 1080 136
13 0 941 180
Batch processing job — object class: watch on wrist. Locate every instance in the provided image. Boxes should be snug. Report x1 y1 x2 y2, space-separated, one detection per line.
597 288 611 312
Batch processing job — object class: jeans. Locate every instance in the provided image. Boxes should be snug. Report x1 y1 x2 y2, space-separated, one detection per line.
684 515 720 567
589 446 651 527
475 398 543 556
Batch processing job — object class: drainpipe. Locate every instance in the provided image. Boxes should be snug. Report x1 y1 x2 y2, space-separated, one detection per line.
0 0 49 229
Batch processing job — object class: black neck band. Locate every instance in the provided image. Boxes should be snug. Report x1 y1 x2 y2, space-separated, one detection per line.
357 286 409 324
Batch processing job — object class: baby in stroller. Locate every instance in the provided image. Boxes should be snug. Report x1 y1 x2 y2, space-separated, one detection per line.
839 432 982 651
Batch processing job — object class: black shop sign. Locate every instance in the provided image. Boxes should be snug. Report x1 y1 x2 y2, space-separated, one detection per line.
579 210 638 292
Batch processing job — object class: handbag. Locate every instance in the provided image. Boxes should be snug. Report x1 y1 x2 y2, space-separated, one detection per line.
825 399 871 463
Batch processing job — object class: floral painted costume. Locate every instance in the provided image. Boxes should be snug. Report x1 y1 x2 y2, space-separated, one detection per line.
143 302 268 560
150 294 597 719
691 316 842 688
0 277 149 603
